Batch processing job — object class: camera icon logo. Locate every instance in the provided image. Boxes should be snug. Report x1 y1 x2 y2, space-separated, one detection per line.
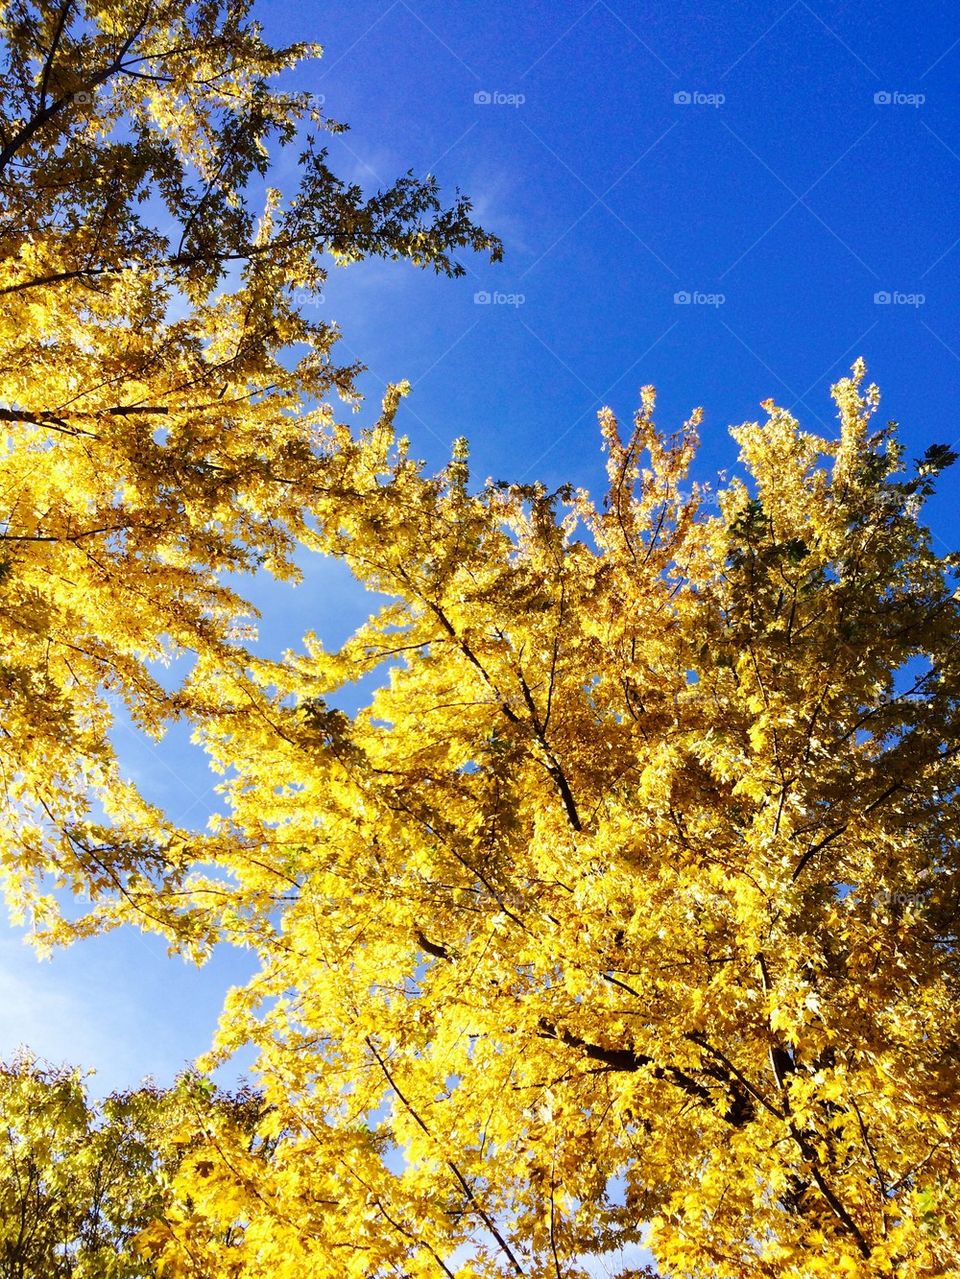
474 290 491 304
474 90 492 105
673 290 692 304
874 91 892 104
674 90 692 105
873 291 891 304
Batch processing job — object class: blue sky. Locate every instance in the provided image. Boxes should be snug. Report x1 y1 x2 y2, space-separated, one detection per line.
4 0 960 1108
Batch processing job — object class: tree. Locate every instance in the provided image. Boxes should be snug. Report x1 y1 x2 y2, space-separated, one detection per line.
146 365 957 1276
0 1053 261 1279
0 0 500 951
3 10 959 1277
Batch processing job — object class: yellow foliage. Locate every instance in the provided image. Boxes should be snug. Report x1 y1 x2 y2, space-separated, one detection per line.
152 369 960 1277
0 0 498 953
2 6 959 1276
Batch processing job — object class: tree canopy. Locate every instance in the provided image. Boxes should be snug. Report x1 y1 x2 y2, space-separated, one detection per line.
0 1053 262 1279
0 0 499 950
2 5 960 1278
139 366 956 1279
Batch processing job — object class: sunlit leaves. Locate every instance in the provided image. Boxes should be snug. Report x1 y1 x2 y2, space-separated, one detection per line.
3 7 959 1273
0 0 498 947
0 1054 261 1279
143 365 960 1276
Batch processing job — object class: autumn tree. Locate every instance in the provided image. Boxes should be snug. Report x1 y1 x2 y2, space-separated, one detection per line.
140 365 959 1277
0 0 499 950
0 1052 264 1279
3 9 959 1278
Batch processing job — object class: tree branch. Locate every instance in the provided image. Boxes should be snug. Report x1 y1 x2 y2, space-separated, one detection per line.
0 7 150 175
536 1019 757 1127
365 1037 526 1276
37 2 73 110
